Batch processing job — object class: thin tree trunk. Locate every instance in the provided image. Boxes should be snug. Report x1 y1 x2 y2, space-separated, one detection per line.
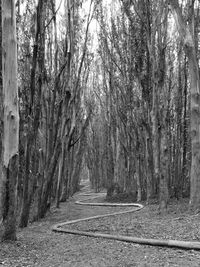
182 56 188 194
56 142 65 208
174 50 183 198
136 156 141 202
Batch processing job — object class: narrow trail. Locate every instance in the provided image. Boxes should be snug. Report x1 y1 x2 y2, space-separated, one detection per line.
52 182 200 251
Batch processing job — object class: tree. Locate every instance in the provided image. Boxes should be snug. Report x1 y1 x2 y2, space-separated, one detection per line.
169 0 200 210
19 0 47 227
0 0 19 240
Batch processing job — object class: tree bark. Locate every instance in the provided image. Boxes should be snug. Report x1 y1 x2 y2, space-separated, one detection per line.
19 0 47 227
169 0 200 210
0 0 19 241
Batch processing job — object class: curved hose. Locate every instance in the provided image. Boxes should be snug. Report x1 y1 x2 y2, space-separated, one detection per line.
52 193 200 250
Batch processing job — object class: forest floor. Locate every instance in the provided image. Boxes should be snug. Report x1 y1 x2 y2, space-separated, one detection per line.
1 183 200 266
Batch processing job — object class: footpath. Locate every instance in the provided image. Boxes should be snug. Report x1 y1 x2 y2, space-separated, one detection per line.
0 182 200 266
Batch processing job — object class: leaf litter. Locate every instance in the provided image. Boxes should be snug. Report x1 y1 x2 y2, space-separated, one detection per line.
0 194 200 266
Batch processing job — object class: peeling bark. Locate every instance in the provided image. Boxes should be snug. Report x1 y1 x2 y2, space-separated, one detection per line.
0 0 19 241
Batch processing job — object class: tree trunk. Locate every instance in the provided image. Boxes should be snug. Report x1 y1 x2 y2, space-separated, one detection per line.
174 50 183 198
55 144 65 208
169 0 200 210
136 156 141 202
150 3 168 212
38 141 61 218
19 0 47 227
60 151 70 202
182 56 188 195
159 135 169 214
19 138 31 227
0 0 19 241
106 127 114 198
151 83 161 203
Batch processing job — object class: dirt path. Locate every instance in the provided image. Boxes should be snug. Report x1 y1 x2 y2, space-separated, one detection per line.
1 183 200 266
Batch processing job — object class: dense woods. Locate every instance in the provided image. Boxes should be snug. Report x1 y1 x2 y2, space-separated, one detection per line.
0 0 200 241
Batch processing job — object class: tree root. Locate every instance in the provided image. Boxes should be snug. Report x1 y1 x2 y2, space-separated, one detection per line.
52 192 200 251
